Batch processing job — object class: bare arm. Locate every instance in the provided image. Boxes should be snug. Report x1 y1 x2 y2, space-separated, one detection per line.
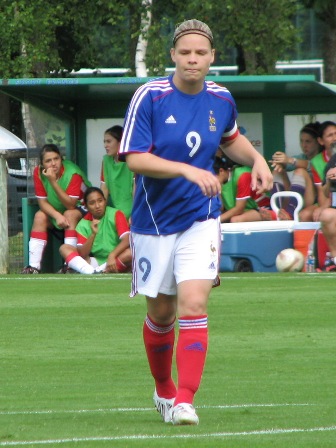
77 219 100 258
220 199 247 223
37 198 69 229
105 234 130 272
100 182 109 200
43 167 78 210
126 152 221 197
220 134 273 194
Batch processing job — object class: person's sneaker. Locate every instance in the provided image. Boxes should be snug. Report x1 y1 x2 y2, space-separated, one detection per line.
153 389 175 423
21 265 40 274
57 264 76 274
325 262 336 272
212 274 221 288
172 403 199 425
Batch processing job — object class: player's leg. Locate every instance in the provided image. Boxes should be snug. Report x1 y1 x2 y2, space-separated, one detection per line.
59 244 95 274
280 168 308 219
22 210 50 273
131 233 178 422
320 208 336 270
299 203 317 222
172 279 212 425
115 247 132 272
172 218 220 425
302 170 317 208
63 209 83 246
145 293 177 422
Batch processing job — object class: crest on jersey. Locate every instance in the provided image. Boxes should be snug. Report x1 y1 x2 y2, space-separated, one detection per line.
209 110 216 131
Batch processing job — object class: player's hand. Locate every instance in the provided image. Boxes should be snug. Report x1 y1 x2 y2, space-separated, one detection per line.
91 219 100 234
106 254 117 272
270 162 284 173
184 166 221 197
271 151 288 164
251 159 273 194
326 167 336 180
42 167 57 182
55 214 69 229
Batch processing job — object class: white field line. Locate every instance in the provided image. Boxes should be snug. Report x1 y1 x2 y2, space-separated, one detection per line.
0 402 312 416
0 425 335 446
0 273 329 282
0 275 129 281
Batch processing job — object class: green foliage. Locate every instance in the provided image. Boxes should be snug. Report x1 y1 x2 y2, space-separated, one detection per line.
0 0 326 79
218 0 301 74
0 1 62 77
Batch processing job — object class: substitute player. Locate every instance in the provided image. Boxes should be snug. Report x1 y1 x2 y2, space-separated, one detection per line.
59 186 131 274
100 125 134 220
119 19 273 425
22 144 91 274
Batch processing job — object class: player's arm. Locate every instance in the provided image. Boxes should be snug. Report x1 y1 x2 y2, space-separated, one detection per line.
220 134 273 194
100 163 109 200
100 182 109 200
37 197 69 228
77 219 99 258
42 168 78 209
220 199 247 223
105 211 131 272
126 152 221 198
106 233 130 262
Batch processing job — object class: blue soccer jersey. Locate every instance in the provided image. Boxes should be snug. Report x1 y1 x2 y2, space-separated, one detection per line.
119 75 239 235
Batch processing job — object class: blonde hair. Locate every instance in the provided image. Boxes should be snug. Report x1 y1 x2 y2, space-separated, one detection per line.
173 19 214 47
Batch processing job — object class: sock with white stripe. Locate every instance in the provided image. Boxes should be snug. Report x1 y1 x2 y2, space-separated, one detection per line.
175 315 208 405
143 314 176 399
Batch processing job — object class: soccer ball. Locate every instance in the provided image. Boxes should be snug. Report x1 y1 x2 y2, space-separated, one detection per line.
276 248 304 272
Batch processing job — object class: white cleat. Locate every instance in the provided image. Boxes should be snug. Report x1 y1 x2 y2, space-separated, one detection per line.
153 389 175 423
172 403 199 425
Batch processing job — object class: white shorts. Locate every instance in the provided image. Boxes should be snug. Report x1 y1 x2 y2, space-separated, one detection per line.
130 218 221 298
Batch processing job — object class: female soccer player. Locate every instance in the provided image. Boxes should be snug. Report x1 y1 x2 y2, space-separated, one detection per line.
100 125 133 220
119 19 273 425
22 144 91 274
59 186 131 274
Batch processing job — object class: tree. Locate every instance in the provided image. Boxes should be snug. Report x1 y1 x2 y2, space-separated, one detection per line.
144 0 301 75
301 0 336 83
213 0 300 74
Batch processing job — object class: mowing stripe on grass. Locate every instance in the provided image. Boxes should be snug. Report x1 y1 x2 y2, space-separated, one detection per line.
0 402 311 415
0 425 335 446
0 273 332 283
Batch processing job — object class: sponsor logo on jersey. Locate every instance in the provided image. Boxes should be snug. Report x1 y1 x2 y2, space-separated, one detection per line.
165 115 176 124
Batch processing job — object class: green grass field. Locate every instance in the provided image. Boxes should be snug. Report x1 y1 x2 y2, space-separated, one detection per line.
0 273 335 447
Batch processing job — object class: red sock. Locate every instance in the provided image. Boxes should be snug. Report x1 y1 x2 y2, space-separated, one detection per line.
143 314 176 399
175 315 208 406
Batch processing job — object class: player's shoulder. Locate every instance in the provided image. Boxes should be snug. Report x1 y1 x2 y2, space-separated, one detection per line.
205 80 233 98
135 76 173 98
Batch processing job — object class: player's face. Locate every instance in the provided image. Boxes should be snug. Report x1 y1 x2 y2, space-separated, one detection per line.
41 151 62 175
104 133 119 157
300 132 319 159
86 191 106 219
170 34 214 93
318 125 336 152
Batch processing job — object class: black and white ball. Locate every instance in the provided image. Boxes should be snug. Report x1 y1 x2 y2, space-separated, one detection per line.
276 248 304 272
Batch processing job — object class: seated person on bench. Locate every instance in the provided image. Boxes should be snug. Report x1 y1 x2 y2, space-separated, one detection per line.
22 144 91 274
59 187 132 274
213 153 271 223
